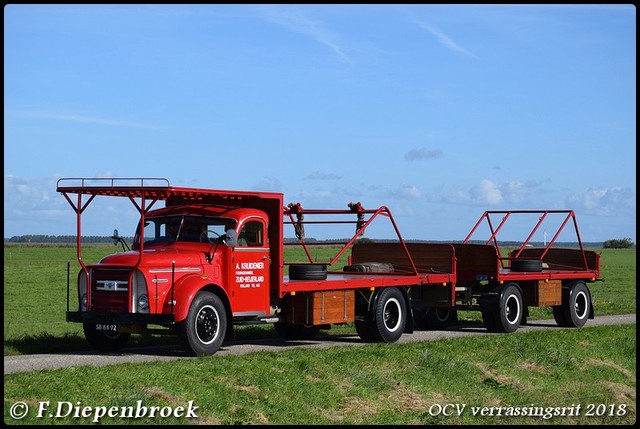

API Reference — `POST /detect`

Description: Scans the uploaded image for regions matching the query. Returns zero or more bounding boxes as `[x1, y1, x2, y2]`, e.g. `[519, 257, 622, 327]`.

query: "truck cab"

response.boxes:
[59, 178, 284, 356]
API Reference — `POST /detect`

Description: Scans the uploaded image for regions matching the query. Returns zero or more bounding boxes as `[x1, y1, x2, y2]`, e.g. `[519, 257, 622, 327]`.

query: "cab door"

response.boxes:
[231, 218, 270, 315]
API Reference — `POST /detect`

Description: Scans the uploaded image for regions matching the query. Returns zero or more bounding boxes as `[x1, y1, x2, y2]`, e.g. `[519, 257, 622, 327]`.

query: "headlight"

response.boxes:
[78, 270, 88, 311]
[138, 294, 149, 312]
[133, 270, 149, 313]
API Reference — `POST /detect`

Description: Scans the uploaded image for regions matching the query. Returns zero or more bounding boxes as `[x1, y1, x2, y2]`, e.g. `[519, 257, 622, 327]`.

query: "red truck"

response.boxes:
[57, 178, 602, 356]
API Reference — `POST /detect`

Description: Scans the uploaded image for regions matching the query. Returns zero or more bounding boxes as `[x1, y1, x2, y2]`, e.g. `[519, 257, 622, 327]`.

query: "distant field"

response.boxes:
[3, 244, 636, 355]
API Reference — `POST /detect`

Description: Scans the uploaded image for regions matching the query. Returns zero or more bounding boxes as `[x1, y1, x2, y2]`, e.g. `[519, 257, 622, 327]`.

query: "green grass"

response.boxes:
[3, 325, 636, 424]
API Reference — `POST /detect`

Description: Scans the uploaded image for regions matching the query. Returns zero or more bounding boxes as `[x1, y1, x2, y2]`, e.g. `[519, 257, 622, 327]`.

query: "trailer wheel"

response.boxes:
[288, 264, 328, 280]
[178, 291, 227, 356]
[426, 307, 458, 329]
[414, 307, 458, 330]
[510, 259, 543, 272]
[83, 324, 131, 352]
[554, 281, 591, 328]
[273, 323, 321, 340]
[495, 283, 524, 333]
[372, 288, 406, 343]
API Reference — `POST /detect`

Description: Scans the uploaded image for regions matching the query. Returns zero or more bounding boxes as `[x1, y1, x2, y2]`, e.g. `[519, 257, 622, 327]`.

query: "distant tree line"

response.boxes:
[4, 235, 130, 244]
[4, 235, 617, 248]
[602, 238, 635, 249]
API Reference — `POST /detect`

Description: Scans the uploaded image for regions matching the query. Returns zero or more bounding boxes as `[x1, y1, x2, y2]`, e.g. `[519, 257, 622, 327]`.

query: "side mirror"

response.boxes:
[111, 229, 119, 246]
[224, 229, 238, 247]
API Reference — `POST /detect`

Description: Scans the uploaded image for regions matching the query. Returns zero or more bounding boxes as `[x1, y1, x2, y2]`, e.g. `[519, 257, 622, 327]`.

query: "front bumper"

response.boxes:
[66, 311, 175, 325]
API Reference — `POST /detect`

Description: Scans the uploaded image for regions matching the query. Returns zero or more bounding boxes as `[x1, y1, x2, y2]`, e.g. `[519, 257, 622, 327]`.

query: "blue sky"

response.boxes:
[4, 4, 636, 243]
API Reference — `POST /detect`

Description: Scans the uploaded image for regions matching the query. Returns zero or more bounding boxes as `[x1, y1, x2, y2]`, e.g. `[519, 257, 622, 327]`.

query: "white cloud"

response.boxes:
[471, 179, 503, 205]
[13, 110, 156, 129]
[251, 176, 283, 192]
[417, 22, 477, 58]
[257, 5, 351, 62]
[566, 187, 636, 216]
[432, 179, 541, 206]
[306, 171, 342, 180]
[378, 184, 422, 200]
[404, 148, 443, 161]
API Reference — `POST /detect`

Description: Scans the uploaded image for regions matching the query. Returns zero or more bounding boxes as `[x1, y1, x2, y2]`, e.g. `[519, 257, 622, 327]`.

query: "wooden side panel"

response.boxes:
[537, 280, 562, 306]
[511, 248, 599, 271]
[287, 290, 355, 325]
[351, 242, 455, 274]
[452, 244, 499, 281]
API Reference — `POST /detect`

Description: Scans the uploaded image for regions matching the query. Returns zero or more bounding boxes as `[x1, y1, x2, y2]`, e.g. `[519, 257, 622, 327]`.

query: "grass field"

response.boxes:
[3, 325, 636, 424]
[3, 245, 636, 424]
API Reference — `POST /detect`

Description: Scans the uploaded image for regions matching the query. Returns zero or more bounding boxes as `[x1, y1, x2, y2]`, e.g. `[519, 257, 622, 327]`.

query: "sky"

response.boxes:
[4, 4, 636, 243]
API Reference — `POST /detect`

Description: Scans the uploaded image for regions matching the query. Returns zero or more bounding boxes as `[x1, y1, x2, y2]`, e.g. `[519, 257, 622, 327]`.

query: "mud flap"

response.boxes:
[479, 291, 500, 312]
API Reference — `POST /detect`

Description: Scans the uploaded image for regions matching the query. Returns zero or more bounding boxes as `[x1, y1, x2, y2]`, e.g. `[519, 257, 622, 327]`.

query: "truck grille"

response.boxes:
[91, 269, 130, 313]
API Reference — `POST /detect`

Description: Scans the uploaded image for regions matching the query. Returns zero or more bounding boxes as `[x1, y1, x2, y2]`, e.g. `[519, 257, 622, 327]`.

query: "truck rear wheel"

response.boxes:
[354, 320, 377, 342]
[553, 281, 591, 328]
[178, 291, 227, 356]
[83, 324, 131, 352]
[371, 287, 406, 343]
[273, 323, 321, 340]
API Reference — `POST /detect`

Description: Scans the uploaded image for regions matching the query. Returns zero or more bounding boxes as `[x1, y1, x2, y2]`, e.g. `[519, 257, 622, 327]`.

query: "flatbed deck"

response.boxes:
[283, 271, 455, 293]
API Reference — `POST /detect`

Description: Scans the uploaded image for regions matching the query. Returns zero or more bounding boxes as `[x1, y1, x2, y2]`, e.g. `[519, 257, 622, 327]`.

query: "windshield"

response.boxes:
[132, 215, 235, 249]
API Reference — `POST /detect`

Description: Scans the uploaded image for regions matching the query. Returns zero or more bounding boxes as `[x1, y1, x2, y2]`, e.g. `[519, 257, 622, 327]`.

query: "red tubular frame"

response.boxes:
[463, 209, 591, 270]
[283, 202, 419, 276]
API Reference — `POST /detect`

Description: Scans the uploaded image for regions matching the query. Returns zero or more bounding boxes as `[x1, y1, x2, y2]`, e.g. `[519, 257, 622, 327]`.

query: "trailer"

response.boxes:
[57, 178, 602, 356]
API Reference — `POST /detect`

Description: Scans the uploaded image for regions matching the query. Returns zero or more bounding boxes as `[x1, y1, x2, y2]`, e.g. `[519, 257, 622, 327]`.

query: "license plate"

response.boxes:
[95, 323, 118, 332]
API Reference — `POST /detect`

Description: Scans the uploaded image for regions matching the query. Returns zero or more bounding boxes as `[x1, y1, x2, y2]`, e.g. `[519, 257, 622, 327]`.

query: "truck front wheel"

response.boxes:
[372, 287, 406, 343]
[178, 291, 227, 356]
[83, 324, 131, 352]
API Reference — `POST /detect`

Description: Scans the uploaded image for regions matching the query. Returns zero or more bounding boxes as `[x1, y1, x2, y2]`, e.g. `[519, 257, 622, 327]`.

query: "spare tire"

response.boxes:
[289, 264, 328, 280]
[510, 259, 543, 272]
[344, 262, 394, 273]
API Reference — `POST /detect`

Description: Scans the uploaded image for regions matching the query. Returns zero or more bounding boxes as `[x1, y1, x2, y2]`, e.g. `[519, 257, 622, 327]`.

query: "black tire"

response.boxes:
[344, 262, 394, 273]
[510, 259, 543, 272]
[289, 264, 328, 280]
[424, 307, 458, 329]
[178, 291, 227, 356]
[355, 319, 380, 342]
[552, 305, 568, 326]
[411, 305, 428, 330]
[560, 281, 591, 328]
[83, 323, 131, 352]
[482, 311, 500, 333]
[273, 323, 321, 340]
[371, 288, 407, 343]
[495, 283, 524, 333]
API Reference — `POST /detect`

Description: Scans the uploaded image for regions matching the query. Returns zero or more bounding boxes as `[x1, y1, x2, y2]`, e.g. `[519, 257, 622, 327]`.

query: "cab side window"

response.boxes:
[238, 221, 263, 247]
